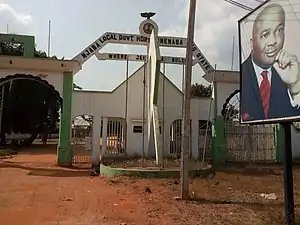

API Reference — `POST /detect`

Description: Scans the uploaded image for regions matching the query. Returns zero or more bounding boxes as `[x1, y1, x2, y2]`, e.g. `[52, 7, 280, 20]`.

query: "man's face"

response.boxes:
[251, 5, 285, 67]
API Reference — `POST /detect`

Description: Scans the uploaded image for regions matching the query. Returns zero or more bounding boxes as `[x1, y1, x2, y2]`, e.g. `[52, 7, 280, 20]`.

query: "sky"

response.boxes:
[0, 0, 260, 91]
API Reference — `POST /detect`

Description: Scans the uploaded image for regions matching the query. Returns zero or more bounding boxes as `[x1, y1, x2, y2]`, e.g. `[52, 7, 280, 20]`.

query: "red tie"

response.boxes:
[260, 71, 270, 117]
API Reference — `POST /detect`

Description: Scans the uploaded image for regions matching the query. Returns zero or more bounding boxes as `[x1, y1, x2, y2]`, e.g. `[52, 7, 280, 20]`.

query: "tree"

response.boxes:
[190, 83, 212, 97]
[0, 41, 57, 59]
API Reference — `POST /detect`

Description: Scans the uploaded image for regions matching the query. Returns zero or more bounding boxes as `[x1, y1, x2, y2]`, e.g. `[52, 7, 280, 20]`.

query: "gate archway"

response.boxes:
[222, 90, 276, 162]
[0, 74, 62, 147]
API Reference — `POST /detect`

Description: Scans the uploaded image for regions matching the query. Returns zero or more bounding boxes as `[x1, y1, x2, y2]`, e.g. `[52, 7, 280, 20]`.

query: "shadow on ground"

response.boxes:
[190, 196, 300, 209]
[15, 144, 58, 155]
[0, 161, 93, 178]
[218, 169, 281, 177]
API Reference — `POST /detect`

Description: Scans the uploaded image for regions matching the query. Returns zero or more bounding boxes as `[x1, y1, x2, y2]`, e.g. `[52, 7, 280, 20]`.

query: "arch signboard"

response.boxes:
[72, 32, 213, 73]
[95, 52, 186, 65]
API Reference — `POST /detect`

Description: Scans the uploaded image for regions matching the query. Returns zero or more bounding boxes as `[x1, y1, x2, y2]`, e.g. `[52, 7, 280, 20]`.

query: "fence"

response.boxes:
[101, 117, 126, 156]
[212, 116, 282, 166]
[225, 121, 276, 162]
[169, 119, 192, 157]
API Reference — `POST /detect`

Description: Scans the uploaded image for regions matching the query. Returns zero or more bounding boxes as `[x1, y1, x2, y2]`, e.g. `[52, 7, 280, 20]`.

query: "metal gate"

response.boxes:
[169, 119, 191, 157]
[225, 121, 276, 162]
[221, 90, 276, 163]
[198, 120, 212, 160]
[71, 115, 93, 166]
[102, 117, 126, 156]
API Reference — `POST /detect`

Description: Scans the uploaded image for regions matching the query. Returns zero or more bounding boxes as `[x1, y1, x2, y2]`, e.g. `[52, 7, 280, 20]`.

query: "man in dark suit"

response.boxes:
[241, 3, 300, 122]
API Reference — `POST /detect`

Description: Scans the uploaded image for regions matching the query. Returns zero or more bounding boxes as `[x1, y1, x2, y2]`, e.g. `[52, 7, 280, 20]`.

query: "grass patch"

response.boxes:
[0, 149, 18, 159]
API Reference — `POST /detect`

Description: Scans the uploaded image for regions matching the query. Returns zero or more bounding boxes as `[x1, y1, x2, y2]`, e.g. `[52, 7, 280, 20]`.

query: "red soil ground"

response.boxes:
[0, 145, 299, 225]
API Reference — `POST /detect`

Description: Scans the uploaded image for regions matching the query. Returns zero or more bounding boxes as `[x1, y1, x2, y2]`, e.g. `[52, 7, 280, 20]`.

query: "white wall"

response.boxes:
[0, 70, 64, 96]
[291, 127, 300, 158]
[190, 97, 214, 159]
[215, 82, 239, 116]
[72, 65, 212, 161]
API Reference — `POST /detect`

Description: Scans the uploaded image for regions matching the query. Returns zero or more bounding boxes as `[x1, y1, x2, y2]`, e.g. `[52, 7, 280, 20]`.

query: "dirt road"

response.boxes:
[0, 146, 299, 224]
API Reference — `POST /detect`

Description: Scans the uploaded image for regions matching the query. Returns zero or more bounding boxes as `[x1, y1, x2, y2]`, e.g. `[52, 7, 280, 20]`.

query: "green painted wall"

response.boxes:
[0, 33, 35, 58]
[57, 72, 73, 166]
[212, 116, 227, 167]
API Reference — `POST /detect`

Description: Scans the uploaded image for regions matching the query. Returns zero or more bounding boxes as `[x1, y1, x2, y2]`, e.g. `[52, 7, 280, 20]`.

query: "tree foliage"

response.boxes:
[0, 41, 58, 59]
[190, 83, 212, 98]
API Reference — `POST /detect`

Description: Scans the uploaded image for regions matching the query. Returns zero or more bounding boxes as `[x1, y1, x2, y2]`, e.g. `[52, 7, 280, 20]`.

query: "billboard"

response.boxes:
[239, 0, 300, 124]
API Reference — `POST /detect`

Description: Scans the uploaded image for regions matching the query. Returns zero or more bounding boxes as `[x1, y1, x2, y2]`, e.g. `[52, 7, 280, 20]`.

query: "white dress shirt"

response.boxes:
[252, 59, 300, 108]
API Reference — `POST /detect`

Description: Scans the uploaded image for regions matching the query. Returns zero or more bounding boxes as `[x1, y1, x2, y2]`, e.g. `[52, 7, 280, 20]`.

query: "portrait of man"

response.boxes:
[240, 2, 300, 123]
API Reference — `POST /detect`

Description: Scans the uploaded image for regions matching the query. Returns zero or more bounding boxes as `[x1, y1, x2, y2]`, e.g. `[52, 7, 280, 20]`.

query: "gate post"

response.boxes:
[101, 117, 108, 158]
[91, 116, 101, 166]
[212, 116, 228, 167]
[275, 124, 283, 163]
[57, 71, 73, 166]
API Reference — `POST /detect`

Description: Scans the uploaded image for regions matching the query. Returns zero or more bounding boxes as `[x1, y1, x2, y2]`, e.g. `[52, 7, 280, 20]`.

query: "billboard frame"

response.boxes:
[237, 0, 300, 125]
[238, 2, 296, 223]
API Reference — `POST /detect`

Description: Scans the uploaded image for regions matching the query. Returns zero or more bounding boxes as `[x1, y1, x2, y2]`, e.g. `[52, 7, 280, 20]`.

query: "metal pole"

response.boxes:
[202, 64, 217, 166]
[125, 58, 129, 154]
[181, 63, 187, 156]
[145, 44, 150, 158]
[47, 20, 51, 57]
[142, 60, 146, 167]
[0, 86, 4, 136]
[281, 122, 295, 224]
[182, 63, 185, 118]
[231, 36, 235, 71]
[181, 0, 197, 200]
[162, 62, 166, 168]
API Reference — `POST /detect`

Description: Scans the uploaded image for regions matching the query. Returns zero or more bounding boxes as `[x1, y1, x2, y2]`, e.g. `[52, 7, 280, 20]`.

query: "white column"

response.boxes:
[164, 119, 171, 157]
[91, 115, 101, 166]
[191, 119, 199, 159]
[101, 116, 108, 157]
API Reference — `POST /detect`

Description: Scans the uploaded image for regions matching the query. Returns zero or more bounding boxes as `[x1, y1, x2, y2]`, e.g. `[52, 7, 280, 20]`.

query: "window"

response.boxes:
[133, 125, 143, 133]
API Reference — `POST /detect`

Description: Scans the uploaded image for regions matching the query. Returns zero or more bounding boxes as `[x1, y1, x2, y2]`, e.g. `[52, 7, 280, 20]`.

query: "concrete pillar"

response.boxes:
[91, 115, 101, 166]
[101, 116, 108, 157]
[57, 71, 73, 166]
[191, 119, 199, 159]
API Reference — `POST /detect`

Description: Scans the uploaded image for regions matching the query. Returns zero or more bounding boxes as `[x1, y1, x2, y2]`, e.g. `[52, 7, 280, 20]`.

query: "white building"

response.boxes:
[71, 65, 213, 164]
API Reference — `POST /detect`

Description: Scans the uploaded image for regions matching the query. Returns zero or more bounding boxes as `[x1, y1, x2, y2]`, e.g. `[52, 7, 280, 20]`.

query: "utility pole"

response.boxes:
[231, 36, 235, 71]
[181, 0, 197, 200]
[47, 20, 51, 57]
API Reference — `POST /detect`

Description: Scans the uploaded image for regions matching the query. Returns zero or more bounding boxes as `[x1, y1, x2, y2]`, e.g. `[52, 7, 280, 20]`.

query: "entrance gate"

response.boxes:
[101, 117, 126, 156]
[198, 120, 212, 160]
[222, 90, 276, 162]
[71, 115, 93, 166]
[69, 16, 214, 165]
[169, 119, 192, 157]
[225, 122, 276, 162]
